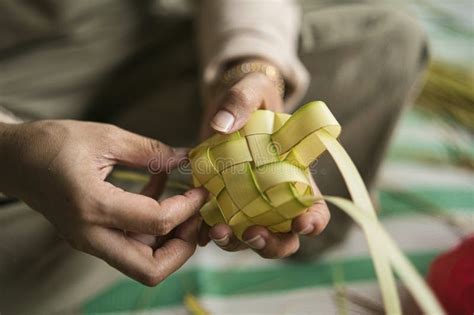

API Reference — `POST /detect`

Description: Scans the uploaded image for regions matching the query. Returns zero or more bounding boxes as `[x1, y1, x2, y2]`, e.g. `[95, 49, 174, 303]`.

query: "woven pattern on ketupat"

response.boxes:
[189, 101, 341, 240]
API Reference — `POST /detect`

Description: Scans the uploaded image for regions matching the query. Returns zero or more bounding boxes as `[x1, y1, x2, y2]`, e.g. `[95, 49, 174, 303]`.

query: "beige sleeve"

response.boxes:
[198, 0, 309, 109]
[0, 106, 22, 123]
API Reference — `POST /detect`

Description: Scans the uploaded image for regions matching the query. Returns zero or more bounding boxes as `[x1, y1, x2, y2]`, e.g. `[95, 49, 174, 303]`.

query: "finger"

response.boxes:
[242, 226, 300, 259]
[141, 172, 168, 200]
[210, 72, 277, 134]
[198, 222, 211, 247]
[154, 188, 209, 233]
[94, 182, 207, 235]
[291, 175, 330, 236]
[128, 233, 160, 248]
[208, 223, 247, 251]
[109, 127, 188, 172]
[292, 200, 330, 237]
[129, 172, 170, 247]
[80, 226, 196, 286]
[174, 215, 201, 243]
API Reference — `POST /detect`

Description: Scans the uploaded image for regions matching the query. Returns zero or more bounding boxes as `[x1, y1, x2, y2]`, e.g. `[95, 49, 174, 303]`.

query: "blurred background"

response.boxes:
[81, 1, 473, 314]
[0, 0, 471, 314]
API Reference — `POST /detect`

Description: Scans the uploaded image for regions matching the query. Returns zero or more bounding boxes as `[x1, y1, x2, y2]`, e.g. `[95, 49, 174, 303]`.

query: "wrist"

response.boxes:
[0, 122, 16, 157]
[0, 122, 19, 195]
[219, 58, 285, 98]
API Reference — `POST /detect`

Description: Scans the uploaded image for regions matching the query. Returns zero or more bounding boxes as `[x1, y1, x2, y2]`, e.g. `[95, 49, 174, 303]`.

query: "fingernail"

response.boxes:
[212, 235, 230, 247]
[298, 225, 313, 235]
[244, 235, 266, 250]
[211, 110, 235, 133]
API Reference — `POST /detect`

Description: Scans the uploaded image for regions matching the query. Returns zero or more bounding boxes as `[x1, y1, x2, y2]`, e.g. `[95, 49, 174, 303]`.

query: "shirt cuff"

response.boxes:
[202, 34, 309, 110]
[0, 106, 23, 123]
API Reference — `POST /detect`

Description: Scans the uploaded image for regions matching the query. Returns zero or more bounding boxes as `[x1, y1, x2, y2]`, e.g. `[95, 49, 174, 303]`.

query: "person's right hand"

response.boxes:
[197, 62, 330, 259]
[0, 120, 207, 286]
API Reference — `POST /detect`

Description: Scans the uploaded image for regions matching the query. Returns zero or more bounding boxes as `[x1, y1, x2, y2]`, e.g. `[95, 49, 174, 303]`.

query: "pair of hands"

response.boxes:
[0, 64, 329, 286]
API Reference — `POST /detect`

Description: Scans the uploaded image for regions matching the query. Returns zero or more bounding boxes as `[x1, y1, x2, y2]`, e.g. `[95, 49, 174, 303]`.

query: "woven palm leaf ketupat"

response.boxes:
[190, 101, 339, 239]
[189, 101, 444, 314]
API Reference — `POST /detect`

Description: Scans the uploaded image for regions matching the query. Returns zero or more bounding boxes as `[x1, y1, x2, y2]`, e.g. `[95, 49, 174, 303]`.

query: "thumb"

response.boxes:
[210, 73, 270, 134]
[111, 128, 188, 172]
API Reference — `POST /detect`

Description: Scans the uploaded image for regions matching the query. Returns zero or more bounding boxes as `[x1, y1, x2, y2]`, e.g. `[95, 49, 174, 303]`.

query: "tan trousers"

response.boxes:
[0, 1, 428, 314]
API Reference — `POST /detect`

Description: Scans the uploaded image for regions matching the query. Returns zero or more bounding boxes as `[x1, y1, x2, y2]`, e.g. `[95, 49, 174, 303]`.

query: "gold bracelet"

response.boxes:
[221, 61, 285, 98]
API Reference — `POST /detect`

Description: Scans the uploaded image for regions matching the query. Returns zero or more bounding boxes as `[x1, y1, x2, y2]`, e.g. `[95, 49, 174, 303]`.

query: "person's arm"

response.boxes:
[198, 0, 309, 110]
[196, 0, 330, 258]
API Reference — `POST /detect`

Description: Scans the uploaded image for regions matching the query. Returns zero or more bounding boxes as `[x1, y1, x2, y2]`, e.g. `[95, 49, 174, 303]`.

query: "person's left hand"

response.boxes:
[198, 60, 330, 258]
[0, 120, 207, 286]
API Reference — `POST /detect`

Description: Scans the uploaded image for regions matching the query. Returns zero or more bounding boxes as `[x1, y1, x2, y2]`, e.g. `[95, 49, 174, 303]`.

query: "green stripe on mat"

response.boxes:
[386, 109, 474, 162]
[379, 188, 474, 217]
[82, 251, 439, 313]
[387, 147, 474, 164]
